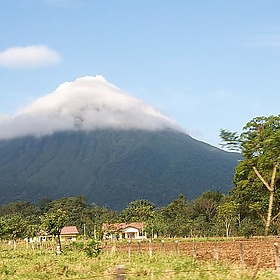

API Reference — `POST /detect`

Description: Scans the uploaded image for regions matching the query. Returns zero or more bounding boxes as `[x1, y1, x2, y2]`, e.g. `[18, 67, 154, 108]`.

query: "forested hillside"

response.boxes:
[0, 129, 240, 209]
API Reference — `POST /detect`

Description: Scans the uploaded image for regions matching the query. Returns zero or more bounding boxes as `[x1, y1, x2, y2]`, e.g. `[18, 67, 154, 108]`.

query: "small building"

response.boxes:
[103, 222, 147, 240]
[30, 226, 79, 243]
[60, 226, 79, 242]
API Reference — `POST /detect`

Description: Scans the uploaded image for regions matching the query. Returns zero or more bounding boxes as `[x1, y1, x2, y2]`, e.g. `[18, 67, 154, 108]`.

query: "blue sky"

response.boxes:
[1, 0, 280, 147]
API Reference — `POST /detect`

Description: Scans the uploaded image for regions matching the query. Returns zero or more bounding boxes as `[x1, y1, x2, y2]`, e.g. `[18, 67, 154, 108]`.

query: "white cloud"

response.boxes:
[0, 76, 184, 139]
[0, 45, 61, 68]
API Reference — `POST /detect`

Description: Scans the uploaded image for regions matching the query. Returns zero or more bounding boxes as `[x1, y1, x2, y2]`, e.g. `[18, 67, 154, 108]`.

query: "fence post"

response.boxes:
[175, 240, 179, 255]
[115, 265, 126, 280]
[239, 242, 245, 270]
[128, 240, 131, 259]
[274, 242, 280, 274]
[213, 242, 219, 262]
[149, 239, 152, 258]
[161, 240, 165, 252]
[111, 240, 116, 254]
[192, 240, 196, 258]
[138, 240, 141, 253]
[104, 241, 108, 255]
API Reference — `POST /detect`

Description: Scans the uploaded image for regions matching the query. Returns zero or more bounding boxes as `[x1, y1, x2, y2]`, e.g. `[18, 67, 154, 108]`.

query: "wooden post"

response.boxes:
[105, 241, 108, 255]
[175, 240, 179, 255]
[111, 240, 116, 254]
[192, 240, 196, 258]
[250, 256, 260, 280]
[239, 243, 245, 270]
[161, 240, 165, 252]
[148, 239, 152, 258]
[138, 240, 141, 253]
[115, 265, 126, 280]
[213, 242, 219, 262]
[128, 240, 131, 259]
[274, 242, 280, 274]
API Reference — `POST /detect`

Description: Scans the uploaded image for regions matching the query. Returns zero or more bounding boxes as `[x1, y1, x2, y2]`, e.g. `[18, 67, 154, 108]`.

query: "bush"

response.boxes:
[83, 239, 102, 258]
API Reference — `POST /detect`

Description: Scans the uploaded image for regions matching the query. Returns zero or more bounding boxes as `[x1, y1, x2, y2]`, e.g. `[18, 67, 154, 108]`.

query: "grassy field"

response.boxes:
[0, 240, 279, 280]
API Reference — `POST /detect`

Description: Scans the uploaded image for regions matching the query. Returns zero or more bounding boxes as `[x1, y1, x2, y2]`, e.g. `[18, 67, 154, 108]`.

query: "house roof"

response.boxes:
[60, 226, 79, 235]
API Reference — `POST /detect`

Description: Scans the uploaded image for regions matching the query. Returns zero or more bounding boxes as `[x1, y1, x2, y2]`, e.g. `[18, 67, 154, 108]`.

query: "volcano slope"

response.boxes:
[0, 128, 240, 209]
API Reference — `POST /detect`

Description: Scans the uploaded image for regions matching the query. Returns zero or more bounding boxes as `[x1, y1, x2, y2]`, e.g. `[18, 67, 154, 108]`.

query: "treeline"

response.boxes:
[0, 191, 267, 241]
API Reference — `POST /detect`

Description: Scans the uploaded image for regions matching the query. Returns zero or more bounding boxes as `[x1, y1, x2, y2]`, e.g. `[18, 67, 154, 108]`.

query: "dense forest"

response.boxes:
[0, 129, 239, 209]
[0, 191, 270, 241]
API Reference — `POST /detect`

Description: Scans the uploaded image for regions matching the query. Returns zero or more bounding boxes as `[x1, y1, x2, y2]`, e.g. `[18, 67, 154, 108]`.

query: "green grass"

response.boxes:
[0, 242, 278, 280]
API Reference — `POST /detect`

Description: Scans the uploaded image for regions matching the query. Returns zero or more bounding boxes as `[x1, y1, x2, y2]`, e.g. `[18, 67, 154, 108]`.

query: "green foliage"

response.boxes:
[38, 198, 52, 213]
[66, 239, 102, 258]
[161, 194, 191, 237]
[41, 209, 67, 236]
[189, 191, 222, 222]
[219, 129, 241, 151]
[83, 239, 102, 257]
[0, 214, 28, 240]
[239, 217, 263, 238]
[0, 201, 40, 217]
[222, 115, 280, 235]
[47, 196, 89, 233]
[145, 211, 168, 237]
[120, 199, 155, 223]
[0, 129, 240, 210]
[217, 200, 239, 237]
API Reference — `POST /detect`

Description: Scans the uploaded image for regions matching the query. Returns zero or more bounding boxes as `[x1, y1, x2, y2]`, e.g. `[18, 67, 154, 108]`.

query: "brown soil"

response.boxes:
[103, 237, 280, 269]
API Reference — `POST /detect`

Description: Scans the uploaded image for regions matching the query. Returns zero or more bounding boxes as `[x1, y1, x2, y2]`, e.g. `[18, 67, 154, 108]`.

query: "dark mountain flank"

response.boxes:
[0, 129, 240, 210]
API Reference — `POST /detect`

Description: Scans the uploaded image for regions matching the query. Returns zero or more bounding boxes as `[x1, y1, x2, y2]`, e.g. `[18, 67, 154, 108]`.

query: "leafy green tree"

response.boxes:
[144, 211, 168, 238]
[0, 201, 42, 243]
[186, 191, 222, 236]
[120, 199, 155, 223]
[47, 196, 89, 233]
[0, 214, 27, 241]
[0, 201, 40, 217]
[217, 200, 239, 237]
[89, 203, 118, 238]
[190, 191, 222, 222]
[41, 209, 67, 253]
[38, 198, 52, 213]
[161, 194, 190, 237]
[220, 115, 280, 235]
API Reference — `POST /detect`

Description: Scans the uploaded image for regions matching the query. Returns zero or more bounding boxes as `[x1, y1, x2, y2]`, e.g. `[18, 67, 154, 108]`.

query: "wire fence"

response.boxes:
[2, 237, 280, 279]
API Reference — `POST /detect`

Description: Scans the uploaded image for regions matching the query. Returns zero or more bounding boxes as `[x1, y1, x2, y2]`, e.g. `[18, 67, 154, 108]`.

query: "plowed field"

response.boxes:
[104, 237, 280, 269]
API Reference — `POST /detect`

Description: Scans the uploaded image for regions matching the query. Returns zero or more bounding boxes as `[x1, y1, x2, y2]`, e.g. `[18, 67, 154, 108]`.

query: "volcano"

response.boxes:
[0, 76, 239, 209]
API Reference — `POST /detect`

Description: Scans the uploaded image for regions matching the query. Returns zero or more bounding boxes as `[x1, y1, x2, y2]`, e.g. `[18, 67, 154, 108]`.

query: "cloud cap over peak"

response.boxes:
[0, 45, 61, 68]
[0, 75, 183, 139]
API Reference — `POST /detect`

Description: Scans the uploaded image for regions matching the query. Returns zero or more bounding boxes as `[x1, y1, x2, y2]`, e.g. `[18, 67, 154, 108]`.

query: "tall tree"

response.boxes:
[0, 201, 40, 217]
[220, 115, 280, 235]
[217, 200, 239, 237]
[47, 196, 89, 232]
[120, 199, 155, 223]
[190, 190, 222, 222]
[0, 214, 28, 241]
[41, 209, 67, 253]
[161, 194, 190, 237]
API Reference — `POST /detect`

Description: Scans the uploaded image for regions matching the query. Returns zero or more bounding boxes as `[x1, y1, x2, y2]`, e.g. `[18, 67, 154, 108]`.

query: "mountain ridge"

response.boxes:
[0, 128, 240, 209]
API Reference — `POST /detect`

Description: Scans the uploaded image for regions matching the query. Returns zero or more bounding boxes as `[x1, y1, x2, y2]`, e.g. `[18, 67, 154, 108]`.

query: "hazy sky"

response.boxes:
[1, 1, 280, 147]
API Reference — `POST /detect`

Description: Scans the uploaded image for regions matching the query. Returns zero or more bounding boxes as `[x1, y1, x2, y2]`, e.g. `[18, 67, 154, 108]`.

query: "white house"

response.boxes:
[103, 222, 147, 240]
